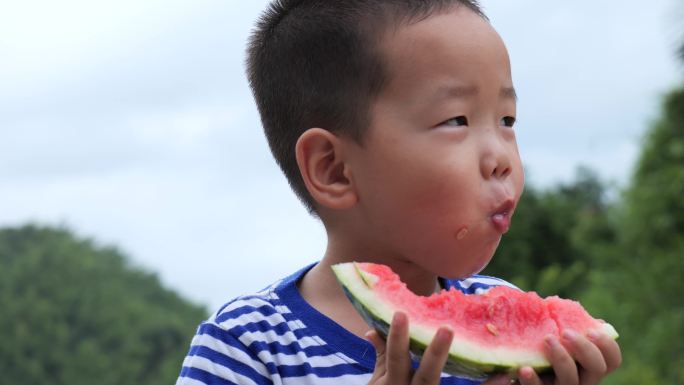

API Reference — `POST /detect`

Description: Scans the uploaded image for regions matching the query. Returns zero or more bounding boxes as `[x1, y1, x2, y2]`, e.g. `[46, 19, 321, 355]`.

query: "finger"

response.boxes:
[517, 367, 544, 385]
[587, 330, 622, 373]
[386, 311, 412, 383]
[365, 330, 387, 379]
[544, 334, 578, 385]
[411, 326, 453, 385]
[561, 330, 606, 384]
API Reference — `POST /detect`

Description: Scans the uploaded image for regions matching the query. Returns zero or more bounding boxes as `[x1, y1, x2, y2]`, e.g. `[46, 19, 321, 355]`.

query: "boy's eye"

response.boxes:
[443, 116, 469, 127]
[500, 116, 516, 127]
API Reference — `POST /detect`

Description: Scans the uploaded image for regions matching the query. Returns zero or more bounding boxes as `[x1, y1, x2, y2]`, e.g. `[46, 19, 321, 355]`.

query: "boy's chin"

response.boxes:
[466, 259, 492, 277]
[439, 253, 495, 279]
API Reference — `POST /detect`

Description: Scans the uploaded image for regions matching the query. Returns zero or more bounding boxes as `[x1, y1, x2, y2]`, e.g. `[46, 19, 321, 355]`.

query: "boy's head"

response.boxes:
[248, 0, 524, 278]
[246, 0, 487, 214]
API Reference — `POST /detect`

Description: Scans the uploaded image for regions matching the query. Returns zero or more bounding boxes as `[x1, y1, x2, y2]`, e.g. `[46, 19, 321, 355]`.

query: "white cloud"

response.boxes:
[127, 103, 246, 151]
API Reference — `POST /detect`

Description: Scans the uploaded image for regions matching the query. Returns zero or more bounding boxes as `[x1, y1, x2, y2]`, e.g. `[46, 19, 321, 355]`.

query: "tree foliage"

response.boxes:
[0, 225, 207, 385]
[582, 86, 684, 385]
[485, 84, 684, 384]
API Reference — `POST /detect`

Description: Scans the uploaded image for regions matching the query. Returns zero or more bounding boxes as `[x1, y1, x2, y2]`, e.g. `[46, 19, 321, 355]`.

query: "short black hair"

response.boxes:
[246, 0, 486, 214]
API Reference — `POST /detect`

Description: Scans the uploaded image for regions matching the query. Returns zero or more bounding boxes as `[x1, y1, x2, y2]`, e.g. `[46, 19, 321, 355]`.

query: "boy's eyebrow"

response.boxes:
[501, 86, 518, 102]
[432, 85, 518, 102]
[435, 84, 478, 100]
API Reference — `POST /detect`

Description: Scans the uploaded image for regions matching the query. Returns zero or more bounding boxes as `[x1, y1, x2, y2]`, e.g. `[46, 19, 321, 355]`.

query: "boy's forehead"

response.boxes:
[376, 8, 512, 99]
[381, 7, 505, 63]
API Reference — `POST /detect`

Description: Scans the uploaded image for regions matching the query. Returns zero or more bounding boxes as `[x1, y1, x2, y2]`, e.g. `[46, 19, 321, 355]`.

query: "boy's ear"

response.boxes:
[295, 128, 357, 210]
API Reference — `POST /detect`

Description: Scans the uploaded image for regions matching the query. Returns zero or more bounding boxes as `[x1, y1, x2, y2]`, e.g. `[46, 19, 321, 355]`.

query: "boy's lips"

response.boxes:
[490, 200, 514, 233]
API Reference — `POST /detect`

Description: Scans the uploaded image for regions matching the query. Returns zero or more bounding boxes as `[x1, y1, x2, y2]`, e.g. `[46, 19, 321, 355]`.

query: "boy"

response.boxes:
[177, 1, 622, 384]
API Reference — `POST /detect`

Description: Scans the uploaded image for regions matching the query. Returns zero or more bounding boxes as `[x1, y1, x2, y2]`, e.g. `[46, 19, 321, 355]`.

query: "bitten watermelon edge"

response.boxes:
[331, 262, 618, 380]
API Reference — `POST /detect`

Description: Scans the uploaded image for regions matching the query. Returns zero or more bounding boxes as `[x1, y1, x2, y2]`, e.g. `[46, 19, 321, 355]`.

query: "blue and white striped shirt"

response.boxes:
[176, 263, 517, 385]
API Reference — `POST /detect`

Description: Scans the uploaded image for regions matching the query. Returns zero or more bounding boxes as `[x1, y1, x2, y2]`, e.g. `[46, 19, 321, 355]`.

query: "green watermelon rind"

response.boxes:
[332, 262, 617, 380]
[332, 262, 531, 379]
[339, 284, 513, 380]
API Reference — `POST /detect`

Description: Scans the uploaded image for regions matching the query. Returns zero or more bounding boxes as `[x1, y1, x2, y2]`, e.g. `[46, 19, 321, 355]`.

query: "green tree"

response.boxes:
[487, 12, 684, 383]
[0, 225, 207, 385]
[581, 86, 684, 384]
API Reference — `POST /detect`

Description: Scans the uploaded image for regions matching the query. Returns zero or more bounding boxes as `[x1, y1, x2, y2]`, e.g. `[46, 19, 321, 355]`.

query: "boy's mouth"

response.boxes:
[490, 200, 514, 233]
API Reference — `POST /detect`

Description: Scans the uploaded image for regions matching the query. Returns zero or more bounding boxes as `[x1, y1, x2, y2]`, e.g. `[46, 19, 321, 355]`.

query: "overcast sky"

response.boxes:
[1, 0, 682, 310]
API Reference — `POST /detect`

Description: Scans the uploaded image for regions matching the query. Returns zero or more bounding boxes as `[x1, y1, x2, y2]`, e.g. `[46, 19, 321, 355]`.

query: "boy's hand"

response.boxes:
[515, 330, 622, 385]
[365, 311, 512, 385]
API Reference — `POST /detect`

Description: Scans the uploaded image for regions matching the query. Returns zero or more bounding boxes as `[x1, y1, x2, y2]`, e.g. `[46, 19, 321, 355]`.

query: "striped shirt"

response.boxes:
[177, 263, 518, 385]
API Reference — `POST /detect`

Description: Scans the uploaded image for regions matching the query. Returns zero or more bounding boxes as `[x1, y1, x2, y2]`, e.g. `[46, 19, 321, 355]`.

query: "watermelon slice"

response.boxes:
[331, 262, 618, 380]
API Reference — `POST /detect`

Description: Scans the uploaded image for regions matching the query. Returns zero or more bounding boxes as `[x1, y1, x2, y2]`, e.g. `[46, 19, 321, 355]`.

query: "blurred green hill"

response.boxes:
[0, 225, 207, 385]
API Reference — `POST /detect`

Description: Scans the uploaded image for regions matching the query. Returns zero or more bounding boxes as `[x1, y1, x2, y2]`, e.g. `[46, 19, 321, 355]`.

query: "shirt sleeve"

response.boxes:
[176, 321, 274, 385]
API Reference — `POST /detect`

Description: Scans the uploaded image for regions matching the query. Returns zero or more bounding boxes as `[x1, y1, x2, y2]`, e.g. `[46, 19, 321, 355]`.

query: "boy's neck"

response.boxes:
[297, 238, 442, 338]
[321, 235, 442, 296]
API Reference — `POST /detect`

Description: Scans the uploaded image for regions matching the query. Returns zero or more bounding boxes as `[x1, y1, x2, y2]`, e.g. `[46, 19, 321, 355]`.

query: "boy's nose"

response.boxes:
[480, 145, 512, 180]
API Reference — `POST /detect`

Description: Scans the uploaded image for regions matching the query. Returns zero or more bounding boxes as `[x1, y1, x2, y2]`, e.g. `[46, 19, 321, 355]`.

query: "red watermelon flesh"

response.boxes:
[332, 262, 618, 379]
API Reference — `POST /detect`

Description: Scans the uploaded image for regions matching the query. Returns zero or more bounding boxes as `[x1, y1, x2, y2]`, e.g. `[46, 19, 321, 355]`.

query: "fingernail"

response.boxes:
[544, 334, 556, 348]
[587, 330, 601, 341]
[563, 329, 578, 342]
[520, 366, 533, 380]
[437, 327, 454, 342]
[392, 312, 404, 324]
